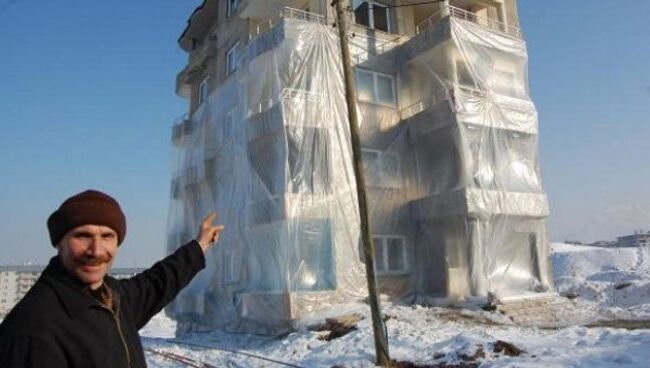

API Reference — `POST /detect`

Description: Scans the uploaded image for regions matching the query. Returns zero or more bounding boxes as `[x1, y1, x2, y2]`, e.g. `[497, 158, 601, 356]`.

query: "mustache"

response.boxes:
[73, 254, 112, 266]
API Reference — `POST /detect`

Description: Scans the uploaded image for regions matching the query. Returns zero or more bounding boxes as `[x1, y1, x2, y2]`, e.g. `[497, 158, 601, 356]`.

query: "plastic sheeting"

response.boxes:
[166, 4, 552, 335]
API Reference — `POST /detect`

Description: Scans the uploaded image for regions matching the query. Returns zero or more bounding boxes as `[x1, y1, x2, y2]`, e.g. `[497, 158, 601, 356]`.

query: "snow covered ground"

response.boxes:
[141, 243, 650, 367]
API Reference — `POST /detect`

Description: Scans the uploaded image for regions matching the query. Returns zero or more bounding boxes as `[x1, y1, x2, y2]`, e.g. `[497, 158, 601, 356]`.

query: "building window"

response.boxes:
[455, 60, 475, 89]
[223, 248, 241, 284]
[294, 220, 336, 291]
[223, 108, 236, 138]
[226, 42, 240, 76]
[287, 127, 331, 194]
[227, 0, 239, 18]
[353, 1, 391, 32]
[372, 235, 408, 275]
[355, 68, 396, 105]
[362, 149, 401, 188]
[198, 77, 209, 105]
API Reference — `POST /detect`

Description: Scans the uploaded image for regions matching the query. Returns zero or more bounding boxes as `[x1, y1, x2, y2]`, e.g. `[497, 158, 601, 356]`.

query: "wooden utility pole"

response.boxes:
[331, 1, 391, 366]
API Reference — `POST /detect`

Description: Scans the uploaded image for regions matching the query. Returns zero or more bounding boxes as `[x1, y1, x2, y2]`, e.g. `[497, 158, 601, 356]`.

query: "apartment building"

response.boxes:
[0, 265, 41, 315]
[168, 0, 552, 334]
[0, 266, 143, 315]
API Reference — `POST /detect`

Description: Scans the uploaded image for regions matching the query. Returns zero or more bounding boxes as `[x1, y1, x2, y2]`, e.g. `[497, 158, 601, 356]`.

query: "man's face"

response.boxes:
[57, 224, 119, 290]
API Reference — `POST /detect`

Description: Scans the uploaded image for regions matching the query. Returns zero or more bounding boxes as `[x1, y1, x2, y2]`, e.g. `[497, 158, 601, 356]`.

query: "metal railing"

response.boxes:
[399, 89, 453, 121]
[249, 7, 326, 40]
[399, 84, 534, 123]
[171, 114, 192, 144]
[416, 5, 522, 39]
[248, 88, 325, 117]
[351, 34, 404, 64]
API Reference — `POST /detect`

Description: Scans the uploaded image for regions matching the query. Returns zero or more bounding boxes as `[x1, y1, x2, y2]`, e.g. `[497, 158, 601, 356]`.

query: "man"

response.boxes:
[0, 190, 223, 367]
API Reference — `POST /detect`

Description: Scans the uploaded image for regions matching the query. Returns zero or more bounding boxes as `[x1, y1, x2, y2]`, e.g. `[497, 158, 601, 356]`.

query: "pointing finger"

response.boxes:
[203, 212, 217, 226]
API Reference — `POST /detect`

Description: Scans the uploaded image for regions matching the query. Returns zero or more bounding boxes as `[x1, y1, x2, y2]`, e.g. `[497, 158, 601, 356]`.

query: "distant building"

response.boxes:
[0, 265, 42, 315]
[615, 231, 650, 248]
[590, 240, 615, 248]
[588, 230, 650, 248]
[0, 265, 144, 315]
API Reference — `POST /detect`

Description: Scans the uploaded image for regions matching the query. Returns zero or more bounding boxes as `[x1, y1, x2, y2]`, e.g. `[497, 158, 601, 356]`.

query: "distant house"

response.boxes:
[0, 265, 144, 315]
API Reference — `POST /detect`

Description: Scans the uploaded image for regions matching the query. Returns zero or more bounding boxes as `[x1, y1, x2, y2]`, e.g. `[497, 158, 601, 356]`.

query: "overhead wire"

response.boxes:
[142, 337, 307, 368]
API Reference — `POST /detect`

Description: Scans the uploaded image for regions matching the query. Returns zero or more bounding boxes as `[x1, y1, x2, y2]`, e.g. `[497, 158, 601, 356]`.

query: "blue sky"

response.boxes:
[0, 1, 648, 266]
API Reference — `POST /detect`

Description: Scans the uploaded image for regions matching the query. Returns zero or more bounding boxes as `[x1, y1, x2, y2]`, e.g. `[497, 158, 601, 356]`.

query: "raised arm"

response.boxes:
[117, 212, 224, 329]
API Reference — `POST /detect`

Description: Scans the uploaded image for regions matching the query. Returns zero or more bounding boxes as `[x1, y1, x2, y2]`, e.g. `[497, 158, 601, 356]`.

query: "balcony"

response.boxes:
[171, 114, 194, 146]
[240, 0, 322, 21]
[401, 86, 538, 136]
[176, 39, 216, 99]
[188, 39, 217, 72]
[247, 7, 326, 61]
[410, 188, 549, 221]
[175, 66, 191, 99]
[416, 5, 522, 39]
[246, 88, 326, 141]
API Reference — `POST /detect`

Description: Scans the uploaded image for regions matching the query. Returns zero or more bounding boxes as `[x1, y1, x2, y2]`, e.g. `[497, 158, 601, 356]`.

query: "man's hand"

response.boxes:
[196, 212, 224, 253]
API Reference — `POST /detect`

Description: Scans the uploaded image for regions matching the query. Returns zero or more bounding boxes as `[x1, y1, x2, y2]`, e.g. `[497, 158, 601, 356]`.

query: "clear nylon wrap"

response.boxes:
[167, 7, 552, 335]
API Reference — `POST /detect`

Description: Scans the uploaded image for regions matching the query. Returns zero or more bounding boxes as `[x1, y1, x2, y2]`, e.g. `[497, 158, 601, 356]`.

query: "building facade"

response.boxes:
[168, 0, 552, 334]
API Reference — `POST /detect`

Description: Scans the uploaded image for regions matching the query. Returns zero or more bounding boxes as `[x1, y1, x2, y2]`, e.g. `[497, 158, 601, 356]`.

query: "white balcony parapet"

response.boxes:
[416, 5, 523, 39]
[249, 7, 326, 41]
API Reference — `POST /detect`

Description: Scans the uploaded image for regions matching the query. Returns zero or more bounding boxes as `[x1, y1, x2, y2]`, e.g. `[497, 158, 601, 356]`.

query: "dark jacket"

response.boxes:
[0, 240, 205, 368]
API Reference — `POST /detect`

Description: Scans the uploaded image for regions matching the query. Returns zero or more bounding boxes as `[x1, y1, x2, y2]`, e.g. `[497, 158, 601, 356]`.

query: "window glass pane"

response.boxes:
[355, 69, 375, 101]
[354, 2, 370, 28]
[199, 79, 209, 104]
[287, 127, 330, 194]
[376, 74, 395, 104]
[248, 133, 285, 196]
[362, 150, 381, 183]
[294, 220, 335, 291]
[372, 237, 386, 272]
[372, 4, 390, 32]
[379, 152, 400, 187]
[387, 237, 405, 271]
[224, 110, 235, 138]
[228, 0, 239, 16]
[227, 44, 239, 75]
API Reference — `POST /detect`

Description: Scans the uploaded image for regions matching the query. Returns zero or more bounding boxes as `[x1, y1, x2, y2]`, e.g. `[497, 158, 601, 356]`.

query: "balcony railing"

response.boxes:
[351, 34, 404, 64]
[171, 114, 192, 146]
[188, 40, 217, 70]
[399, 88, 454, 121]
[247, 88, 325, 117]
[416, 5, 522, 39]
[249, 7, 326, 41]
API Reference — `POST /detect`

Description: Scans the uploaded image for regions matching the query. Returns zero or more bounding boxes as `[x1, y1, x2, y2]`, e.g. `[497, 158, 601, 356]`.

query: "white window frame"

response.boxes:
[223, 108, 236, 138]
[355, 68, 397, 106]
[372, 234, 408, 275]
[354, 1, 391, 32]
[198, 77, 209, 105]
[223, 248, 241, 284]
[361, 148, 401, 188]
[226, 42, 240, 76]
[227, 0, 239, 18]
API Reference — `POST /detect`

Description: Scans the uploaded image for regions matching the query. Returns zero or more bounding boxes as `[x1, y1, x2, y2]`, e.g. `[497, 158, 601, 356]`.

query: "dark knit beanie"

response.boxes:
[47, 190, 127, 246]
